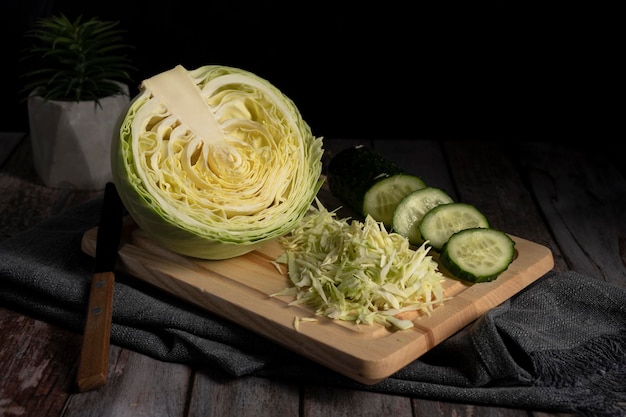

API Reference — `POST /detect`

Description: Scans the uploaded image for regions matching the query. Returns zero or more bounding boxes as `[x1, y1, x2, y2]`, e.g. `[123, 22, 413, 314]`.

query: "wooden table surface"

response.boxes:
[1, 132, 624, 417]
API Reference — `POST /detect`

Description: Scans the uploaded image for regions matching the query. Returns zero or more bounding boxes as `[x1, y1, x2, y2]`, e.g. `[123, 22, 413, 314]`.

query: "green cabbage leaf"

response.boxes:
[112, 65, 324, 259]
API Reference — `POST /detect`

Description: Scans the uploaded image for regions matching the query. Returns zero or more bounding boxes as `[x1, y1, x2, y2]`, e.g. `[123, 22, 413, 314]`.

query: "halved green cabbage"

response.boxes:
[111, 65, 324, 259]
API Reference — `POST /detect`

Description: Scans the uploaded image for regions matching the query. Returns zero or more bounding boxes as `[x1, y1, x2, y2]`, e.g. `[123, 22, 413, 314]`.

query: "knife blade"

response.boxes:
[76, 182, 124, 392]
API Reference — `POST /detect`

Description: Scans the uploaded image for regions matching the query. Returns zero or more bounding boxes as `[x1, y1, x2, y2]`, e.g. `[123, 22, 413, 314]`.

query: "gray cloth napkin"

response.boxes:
[1, 195, 625, 417]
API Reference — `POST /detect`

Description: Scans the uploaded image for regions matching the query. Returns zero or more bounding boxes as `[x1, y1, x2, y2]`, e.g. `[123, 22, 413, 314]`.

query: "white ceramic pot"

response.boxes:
[27, 83, 130, 190]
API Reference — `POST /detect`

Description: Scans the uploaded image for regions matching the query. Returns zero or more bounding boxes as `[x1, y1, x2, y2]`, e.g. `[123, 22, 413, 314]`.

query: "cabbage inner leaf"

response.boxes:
[112, 65, 323, 259]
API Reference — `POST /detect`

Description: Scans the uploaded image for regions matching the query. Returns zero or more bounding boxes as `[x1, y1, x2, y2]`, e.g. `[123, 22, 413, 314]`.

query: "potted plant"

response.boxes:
[20, 13, 136, 190]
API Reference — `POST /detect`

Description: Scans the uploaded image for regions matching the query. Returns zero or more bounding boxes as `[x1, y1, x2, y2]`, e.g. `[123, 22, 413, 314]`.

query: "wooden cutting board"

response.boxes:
[81, 220, 553, 385]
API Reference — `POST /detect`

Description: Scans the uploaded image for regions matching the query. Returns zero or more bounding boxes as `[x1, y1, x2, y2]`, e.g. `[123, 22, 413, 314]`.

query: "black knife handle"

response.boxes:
[94, 182, 124, 273]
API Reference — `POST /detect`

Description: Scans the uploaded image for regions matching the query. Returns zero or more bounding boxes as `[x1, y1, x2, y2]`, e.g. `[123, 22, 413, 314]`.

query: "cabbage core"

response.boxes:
[112, 65, 324, 259]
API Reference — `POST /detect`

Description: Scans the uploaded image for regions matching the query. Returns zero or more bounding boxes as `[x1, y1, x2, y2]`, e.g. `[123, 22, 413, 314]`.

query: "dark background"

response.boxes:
[1, 1, 618, 142]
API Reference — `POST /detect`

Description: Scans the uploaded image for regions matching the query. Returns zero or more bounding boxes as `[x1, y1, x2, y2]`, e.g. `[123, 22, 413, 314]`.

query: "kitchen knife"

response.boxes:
[76, 182, 124, 392]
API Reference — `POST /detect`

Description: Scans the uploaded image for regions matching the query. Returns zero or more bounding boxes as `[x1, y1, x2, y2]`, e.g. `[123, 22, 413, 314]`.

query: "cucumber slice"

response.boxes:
[440, 228, 516, 282]
[392, 187, 454, 245]
[327, 145, 426, 227]
[363, 174, 426, 228]
[418, 202, 489, 251]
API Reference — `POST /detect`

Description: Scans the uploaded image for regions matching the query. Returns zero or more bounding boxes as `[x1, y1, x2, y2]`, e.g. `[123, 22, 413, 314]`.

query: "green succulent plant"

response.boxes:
[20, 14, 136, 103]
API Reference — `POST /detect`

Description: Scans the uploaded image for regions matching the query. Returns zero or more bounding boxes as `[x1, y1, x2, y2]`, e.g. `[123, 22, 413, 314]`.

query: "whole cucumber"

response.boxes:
[327, 145, 425, 227]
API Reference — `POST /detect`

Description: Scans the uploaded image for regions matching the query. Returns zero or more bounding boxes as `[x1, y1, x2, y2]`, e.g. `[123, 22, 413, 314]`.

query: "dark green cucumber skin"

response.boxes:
[327, 146, 405, 216]
[440, 229, 515, 283]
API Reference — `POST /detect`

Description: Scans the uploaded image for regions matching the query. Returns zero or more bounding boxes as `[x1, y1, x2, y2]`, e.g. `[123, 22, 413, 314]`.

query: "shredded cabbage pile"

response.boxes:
[273, 199, 446, 330]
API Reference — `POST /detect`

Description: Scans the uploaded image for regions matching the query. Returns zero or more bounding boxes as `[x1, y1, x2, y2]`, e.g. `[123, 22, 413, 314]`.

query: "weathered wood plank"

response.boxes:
[188, 369, 300, 417]
[303, 386, 413, 417]
[517, 142, 626, 287]
[0, 307, 79, 417]
[63, 347, 191, 417]
[412, 399, 539, 416]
